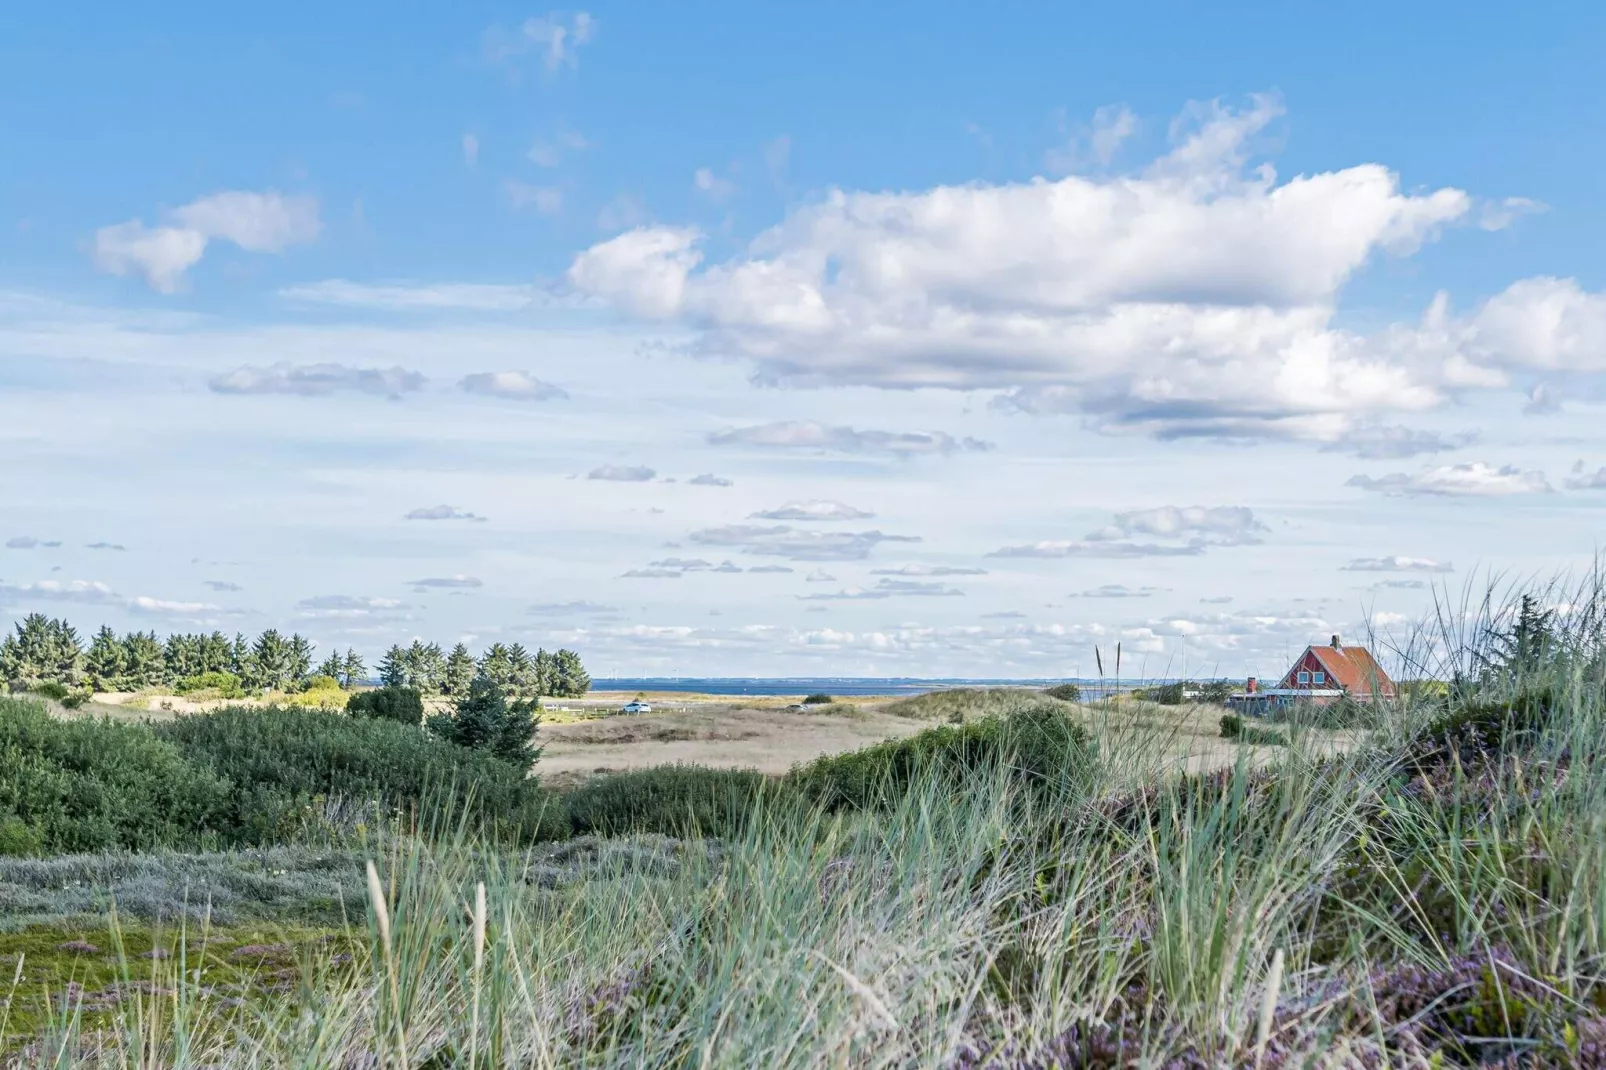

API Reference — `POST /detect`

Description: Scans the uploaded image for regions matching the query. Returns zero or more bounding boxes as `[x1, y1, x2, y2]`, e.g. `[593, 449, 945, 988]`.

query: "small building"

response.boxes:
[1228, 634, 1396, 715]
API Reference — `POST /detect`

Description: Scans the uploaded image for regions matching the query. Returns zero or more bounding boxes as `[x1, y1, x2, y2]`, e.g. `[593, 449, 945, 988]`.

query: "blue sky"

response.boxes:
[3, 2, 1605, 677]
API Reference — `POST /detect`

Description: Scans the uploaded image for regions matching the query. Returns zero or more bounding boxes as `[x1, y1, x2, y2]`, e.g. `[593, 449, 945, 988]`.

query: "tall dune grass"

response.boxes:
[6, 577, 1606, 1066]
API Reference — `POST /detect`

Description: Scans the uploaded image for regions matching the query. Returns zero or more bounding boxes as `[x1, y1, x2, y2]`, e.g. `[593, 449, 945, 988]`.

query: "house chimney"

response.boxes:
[1331, 634, 1342, 650]
[1246, 676, 1258, 694]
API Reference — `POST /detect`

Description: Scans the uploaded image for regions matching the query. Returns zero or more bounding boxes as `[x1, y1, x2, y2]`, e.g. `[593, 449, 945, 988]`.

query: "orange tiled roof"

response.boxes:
[1307, 643, 1395, 696]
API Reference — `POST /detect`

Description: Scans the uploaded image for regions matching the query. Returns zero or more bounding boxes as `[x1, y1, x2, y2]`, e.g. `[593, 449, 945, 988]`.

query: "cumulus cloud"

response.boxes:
[694, 167, 736, 203]
[709, 421, 991, 457]
[688, 473, 733, 487]
[129, 596, 221, 616]
[528, 600, 618, 615]
[1340, 555, 1453, 573]
[459, 370, 568, 401]
[297, 595, 408, 616]
[992, 505, 1264, 558]
[800, 578, 965, 600]
[1370, 579, 1428, 590]
[649, 558, 714, 571]
[746, 564, 795, 574]
[1566, 462, 1606, 490]
[209, 363, 425, 398]
[0, 579, 119, 605]
[204, 580, 244, 592]
[6, 536, 62, 549]
[587, 464, 657, 482]
[1346, 462, 1552, 497]
[1071, 584, 1161, 598]
[85, 541, 126, 551]
[93, 190, 320, 292]
[622, 568, 682, 579]
[749, 500, 875, 521]
[278, 280, 561, 311]
[1321, 424, 1478, 460]
[805, 568, 837, 583]
[405, 505, 488, 522]
[410, 576, 483, 589]
[1525, 382, 1563, 415]
[689, 524, 920, 561]
[869, 564, 987, 576]
[485, 11, 595, 72]
[567, 97, 1497, 441]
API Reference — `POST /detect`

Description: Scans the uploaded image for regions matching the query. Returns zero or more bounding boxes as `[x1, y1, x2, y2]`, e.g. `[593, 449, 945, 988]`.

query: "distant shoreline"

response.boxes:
[590, 677, 1173, 697]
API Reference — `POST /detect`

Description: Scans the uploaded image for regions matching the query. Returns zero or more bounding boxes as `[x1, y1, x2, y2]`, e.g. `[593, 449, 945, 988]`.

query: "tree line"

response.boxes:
[0, 613, 590, 698]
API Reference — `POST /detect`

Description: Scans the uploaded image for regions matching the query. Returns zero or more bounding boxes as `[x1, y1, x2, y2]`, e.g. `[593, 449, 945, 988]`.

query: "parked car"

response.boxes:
[621, 700, 651, 715]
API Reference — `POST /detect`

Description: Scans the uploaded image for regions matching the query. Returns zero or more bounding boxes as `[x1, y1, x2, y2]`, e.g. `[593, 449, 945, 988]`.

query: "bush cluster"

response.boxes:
[0, 697, 563, 856]
[1219, 713, 1287, 746]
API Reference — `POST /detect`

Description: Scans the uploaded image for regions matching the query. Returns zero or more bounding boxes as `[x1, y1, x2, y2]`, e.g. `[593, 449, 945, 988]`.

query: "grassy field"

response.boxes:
[3, 583, 1603, 1066]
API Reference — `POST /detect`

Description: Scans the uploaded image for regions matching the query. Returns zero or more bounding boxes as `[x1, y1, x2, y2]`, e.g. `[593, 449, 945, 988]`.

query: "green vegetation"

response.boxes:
[0, 614, 592, 701]
[5, 577, 1606, 1065]
[1043, 681, 1081, 701]
[1218, 712, 1288, 746]
[801, 692, 833, 705]
[345, 684, 424, 725]
[426, 676, 542, 768]
[882, 685, 1067, 721]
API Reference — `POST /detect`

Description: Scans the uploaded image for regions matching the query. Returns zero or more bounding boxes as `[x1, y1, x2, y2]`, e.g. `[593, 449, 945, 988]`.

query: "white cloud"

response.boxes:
[1566, 463, 1606, 490]
[798, 577, 964, 601]
[688, 473, 733, 487]
[0, 579, 118, 605]
[6, 536, 62, 549]
[279, 280, 547, 311]
[1071, 584, 1160, 598]
[805, 568, 837, 583]
[296, 594, 409, 619]
[1047, 103, 1139, 173]
[749, 500, 875, 521]
[567, 97, 1479, 441]
[694, 167, 736, 203]
[1339, 555, 1453, 573]
[708, 421, 991, 456]
[85, 541, 126, 551]
[689, 524, 920, 561]
[94, 191, 320, 293]
[506, 181, 564, 216]
[1347, 462, 1552, 497]
[587, 464, 656, 482]
[204, 580, 243, 592]
[405, 505, 488, 522]
[459, 370, 568, 400]
[411, 575, 484, 589]
[485, 11, 595, 72]
[209, 362, 425, 398]
[597, 195, 649, 234]
[1525, 382, 1564, 415]
[1478, 196, 1545, 231]
[528, 600, 617, 616]
[1322, 424, 1477, 460]
[869, 564, 987, 576]
[129, 596, 221, 616]
[991, 505, 1263, 559]
[746, 564, 795, 574]
[462, 133, 480, 167]
[622, 567, 682, 579]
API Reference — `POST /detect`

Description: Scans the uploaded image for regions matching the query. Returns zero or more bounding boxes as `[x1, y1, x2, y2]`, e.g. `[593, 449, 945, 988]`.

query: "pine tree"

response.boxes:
[553, 648, 591, 697]
[315, 652, 344, 682]
[477, 643, 515, 694]
[533, 648, 556, 696]
[341, 648, 367, 689]
[252, 630, 294, 691]
[200, 631, 234, 674]
[287, 633, 314, 689]
[426, 674, 540, 768]
[85, 625, 128, 689]
[443, 643, 475, 698]
[0, 614, 84, 686]
[123, 630, 167, 689]
[406, 640, 446, 694]
[508, 643, 535, 697]
[164, 633, 203, 681]
[378, 644, 410, 688]
[231, 632, 256, 688]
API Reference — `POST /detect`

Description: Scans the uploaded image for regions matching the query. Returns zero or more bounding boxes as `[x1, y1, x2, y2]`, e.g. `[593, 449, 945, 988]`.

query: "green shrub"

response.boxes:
[802, 693, 833, 705]
[346, 686, 424, 725]
[426, 676, 540, 768]
[565, 765, 769, 839]
[0, 698, 232, 855]
[1043, 683, 1081, 702]
[60, 690, 89, 710]
[792, 705, 1094, 812]
[155, 705, 564, 845]
[302, 674, 342, 692]
[1219, 713, 1286, 746]
[30, 681, 70, 702]
[174, 671, 243, 698]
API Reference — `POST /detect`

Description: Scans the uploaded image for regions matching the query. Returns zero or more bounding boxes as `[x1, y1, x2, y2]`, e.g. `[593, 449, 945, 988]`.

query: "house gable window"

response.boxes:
[1313, 671, 1326, 685]
[1296, 671, 1311, 685]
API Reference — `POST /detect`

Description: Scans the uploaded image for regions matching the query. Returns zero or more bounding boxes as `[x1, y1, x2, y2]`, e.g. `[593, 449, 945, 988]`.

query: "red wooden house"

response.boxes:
[1230, 635, 1395, 713]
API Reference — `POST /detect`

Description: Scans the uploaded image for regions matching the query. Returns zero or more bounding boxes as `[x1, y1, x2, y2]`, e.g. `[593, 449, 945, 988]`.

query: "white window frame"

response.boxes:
[1313, 671, 1326, 685]
[1296, 670, 1311, 685]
